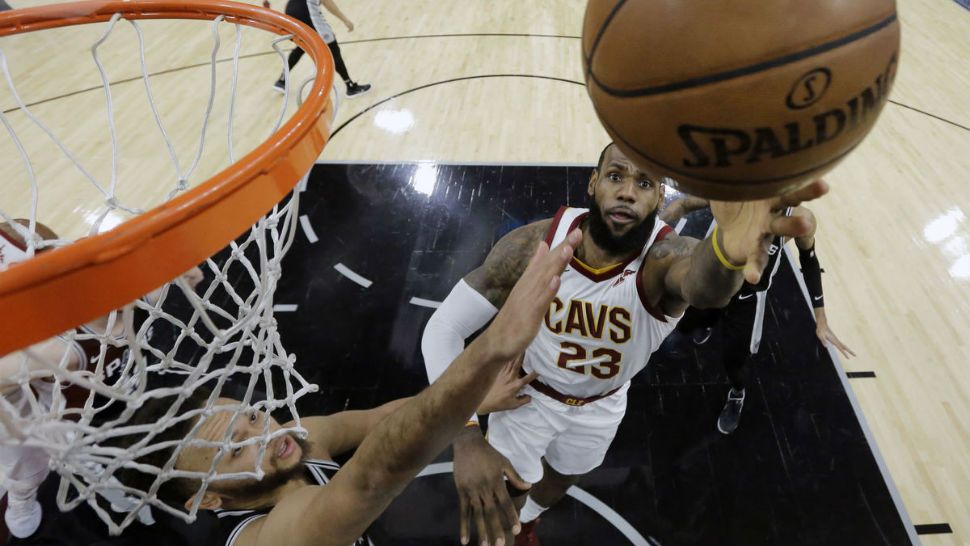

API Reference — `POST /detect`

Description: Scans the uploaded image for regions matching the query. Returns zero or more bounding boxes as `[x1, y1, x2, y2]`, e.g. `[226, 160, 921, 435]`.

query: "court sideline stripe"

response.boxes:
[785, 246, 922, 545]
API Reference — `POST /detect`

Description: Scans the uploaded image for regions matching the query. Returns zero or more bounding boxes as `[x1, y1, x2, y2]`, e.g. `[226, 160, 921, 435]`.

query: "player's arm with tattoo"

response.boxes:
[421, 219, 551, 388]
[650, 232, 743, 313]
[649, 181, 830, 314]
[658, 195, 711, 224]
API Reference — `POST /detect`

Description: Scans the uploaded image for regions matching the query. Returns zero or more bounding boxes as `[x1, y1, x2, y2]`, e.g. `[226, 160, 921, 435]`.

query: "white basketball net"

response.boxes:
[0, 9, 330, 535]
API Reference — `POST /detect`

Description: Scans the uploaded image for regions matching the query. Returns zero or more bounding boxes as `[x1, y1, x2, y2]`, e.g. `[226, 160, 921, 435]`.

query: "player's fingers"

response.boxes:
[744, 247, 770, 285]
[768, 215, 812, 238]
[546, 229, 581, 272]
[833, 338, 856, 358]
[509, 395, 532, 409]
[516, 371, 539, 388]
[471, 496, 489, 546]
[484, 496, 507, 546]
[503, 463, 532, 492]
[501, 359, 515, 376]
[459, 495, 471, 545]
[496, 485, 521, 538]
[776, 180, 829, 208]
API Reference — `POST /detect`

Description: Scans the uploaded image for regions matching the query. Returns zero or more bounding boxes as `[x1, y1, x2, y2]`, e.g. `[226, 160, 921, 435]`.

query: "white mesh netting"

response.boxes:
[0, 6, 331, 535]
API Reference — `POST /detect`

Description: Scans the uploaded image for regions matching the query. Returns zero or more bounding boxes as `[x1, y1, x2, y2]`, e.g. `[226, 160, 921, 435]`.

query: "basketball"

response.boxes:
[582, 1, 901, 200]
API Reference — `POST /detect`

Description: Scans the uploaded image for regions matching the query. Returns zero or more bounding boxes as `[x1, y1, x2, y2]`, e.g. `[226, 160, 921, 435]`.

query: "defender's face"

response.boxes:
[177, 398, 303, 483]
[588, 146, 664, 239]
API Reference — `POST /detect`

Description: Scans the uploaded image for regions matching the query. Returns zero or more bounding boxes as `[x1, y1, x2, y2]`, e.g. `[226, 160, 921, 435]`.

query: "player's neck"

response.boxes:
[222, 476, 310, 510]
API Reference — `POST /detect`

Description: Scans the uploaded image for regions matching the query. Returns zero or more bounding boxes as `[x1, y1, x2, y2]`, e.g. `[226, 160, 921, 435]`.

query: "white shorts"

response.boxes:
[487, 382, 629, 484]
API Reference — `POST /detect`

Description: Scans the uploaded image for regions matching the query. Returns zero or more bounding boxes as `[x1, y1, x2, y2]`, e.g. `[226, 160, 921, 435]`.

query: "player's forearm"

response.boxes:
[320, 0, 351, 26]
[343, 330, 507, 498]
[421, 280, 498, 384]
[682, 231, 744, 309]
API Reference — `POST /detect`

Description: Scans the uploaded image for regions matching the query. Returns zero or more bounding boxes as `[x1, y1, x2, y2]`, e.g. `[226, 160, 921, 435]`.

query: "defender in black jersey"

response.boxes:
[664, 199, 855, 434]
[212, 460, 371, 546]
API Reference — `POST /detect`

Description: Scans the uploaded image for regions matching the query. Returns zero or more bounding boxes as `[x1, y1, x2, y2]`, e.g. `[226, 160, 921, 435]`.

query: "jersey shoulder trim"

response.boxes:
[633, 222, 677, 321]
[544, 206, 569, 246]
[226, 513, 265, 546]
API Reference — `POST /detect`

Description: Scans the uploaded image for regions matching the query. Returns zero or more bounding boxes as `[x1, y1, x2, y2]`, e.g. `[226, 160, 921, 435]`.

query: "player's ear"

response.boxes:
[588, 169, 597, 197]
[193, 490, 223, 511]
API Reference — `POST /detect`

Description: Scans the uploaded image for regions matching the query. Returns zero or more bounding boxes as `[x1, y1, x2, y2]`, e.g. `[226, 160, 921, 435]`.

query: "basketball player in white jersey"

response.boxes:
[421, 143, 829, 546]
[661, 198, 854, 434]
[0, 219, 203, 539]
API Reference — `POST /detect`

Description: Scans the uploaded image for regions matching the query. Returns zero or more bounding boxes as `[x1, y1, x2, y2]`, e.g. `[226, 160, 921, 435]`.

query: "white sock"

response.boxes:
[518, 496, 548, 523]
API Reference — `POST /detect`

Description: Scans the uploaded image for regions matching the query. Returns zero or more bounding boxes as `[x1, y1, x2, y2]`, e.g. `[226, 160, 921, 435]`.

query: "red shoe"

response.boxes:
[514, 518, 540, 546]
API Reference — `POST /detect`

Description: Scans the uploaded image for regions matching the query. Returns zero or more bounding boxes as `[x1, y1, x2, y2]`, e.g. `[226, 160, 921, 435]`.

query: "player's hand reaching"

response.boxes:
[815, 312, 856, 359]
[478, 354, 537, 414]
[483, 229, 581, 362]
[453, 431, 530, 546]
[712, 180, 828, 284]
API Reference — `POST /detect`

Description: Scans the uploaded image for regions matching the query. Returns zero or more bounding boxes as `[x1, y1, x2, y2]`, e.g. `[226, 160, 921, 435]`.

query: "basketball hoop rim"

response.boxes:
[0, 0, 335, 356]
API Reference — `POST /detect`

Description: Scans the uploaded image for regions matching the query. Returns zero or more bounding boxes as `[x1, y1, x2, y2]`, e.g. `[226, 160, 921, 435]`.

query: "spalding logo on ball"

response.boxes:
[583, 0, 901, 200]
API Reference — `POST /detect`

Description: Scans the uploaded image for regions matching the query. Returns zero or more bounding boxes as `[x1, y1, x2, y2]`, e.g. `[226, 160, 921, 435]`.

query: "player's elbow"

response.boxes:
[420, 311, 463, 382]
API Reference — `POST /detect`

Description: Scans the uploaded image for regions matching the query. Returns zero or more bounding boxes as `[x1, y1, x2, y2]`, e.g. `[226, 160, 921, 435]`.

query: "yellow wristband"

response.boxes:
[464, 420, 481, 429]
[712, 226, 744, 271]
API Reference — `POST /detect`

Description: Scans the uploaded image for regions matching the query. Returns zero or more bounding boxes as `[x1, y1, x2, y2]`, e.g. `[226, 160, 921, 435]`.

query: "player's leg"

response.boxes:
[274, 0, 313, 92]
[486, 397, 561, 507]
[716, 293, 761, 434]
[326, 40, 370, 98]
[516, 389, 628, 544]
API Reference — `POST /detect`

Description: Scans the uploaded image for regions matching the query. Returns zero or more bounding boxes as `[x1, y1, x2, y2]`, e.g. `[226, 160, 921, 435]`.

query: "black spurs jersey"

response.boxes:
[737, 206, 793, 297]
[211, 459, 372, 546]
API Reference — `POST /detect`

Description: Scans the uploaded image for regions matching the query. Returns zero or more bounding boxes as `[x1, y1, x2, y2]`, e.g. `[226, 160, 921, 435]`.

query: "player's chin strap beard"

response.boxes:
[213, 435, 314, 508]
[586, 195, 656, 258]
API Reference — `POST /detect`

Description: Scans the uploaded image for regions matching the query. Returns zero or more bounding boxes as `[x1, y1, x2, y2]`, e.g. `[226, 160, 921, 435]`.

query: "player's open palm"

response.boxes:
[712, 180, 828, 284]
[487, 229, 581, 360]
[454, 436, 530, 546]
[478, 354, 537, 414]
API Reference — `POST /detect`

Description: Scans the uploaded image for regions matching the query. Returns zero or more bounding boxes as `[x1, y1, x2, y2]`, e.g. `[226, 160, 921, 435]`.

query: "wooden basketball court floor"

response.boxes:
[1, 0, 968, 544]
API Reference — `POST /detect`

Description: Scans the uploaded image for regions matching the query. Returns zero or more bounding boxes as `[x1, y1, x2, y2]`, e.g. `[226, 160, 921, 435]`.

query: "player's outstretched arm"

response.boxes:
[246, 230, 582, 546]
[658, 195, 710, 224]
[290, 397, 413, 460]
[422, 220, 550, 386]
[656, 181, 829, 312]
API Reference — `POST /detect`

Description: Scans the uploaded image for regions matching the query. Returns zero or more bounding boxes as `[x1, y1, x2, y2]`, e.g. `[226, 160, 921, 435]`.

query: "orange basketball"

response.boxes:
[583, 0, 901, 200]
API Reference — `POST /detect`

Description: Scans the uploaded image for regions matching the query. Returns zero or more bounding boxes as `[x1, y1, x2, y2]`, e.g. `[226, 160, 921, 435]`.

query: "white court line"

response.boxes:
[674, 217, 687, 234]
[414, 462, 656, 545]
[299, 214, 319, 243]
[783, 246, 922, 546]
[273, 304, 298, 312]
[334, 263, 372, 288]
[704, 219, 716, 239]
[409, 297, 441, 309]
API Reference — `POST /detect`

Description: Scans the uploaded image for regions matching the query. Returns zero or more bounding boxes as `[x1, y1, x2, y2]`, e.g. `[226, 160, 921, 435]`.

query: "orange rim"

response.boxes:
[0, 0, 334, 355]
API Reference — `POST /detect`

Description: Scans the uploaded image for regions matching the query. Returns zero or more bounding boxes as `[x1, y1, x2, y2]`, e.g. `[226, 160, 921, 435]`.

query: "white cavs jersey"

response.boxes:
[523, 207, 681, 399]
